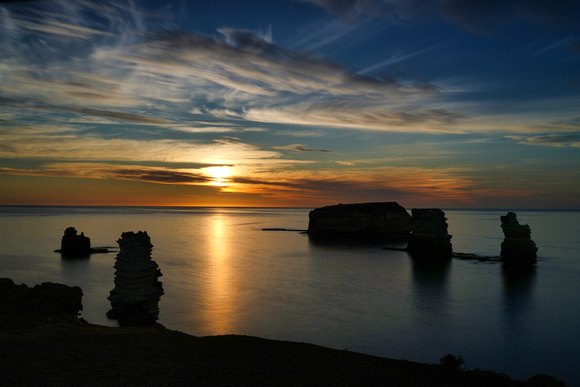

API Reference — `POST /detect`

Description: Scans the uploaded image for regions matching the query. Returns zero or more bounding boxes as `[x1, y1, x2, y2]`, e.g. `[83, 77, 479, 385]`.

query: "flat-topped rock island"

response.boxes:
[307, 202, 412, 239]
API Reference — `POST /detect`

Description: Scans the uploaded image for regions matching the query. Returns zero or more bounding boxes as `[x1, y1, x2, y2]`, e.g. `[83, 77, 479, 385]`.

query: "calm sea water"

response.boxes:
[1, 206, 579, 384]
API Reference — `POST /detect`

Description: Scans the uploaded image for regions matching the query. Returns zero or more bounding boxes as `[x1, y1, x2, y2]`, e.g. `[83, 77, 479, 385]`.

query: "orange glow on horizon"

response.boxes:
[0, 165, 567, 209]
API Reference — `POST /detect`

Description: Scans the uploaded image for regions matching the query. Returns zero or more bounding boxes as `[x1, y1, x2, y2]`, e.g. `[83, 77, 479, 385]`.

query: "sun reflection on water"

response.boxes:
[204, 212, 237, 334]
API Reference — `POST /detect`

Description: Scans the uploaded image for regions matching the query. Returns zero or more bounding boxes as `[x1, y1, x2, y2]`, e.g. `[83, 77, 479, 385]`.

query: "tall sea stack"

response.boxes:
[407, 208, 452, 258]
[107, 231, 164, 326]
[500, 212, 537, 264]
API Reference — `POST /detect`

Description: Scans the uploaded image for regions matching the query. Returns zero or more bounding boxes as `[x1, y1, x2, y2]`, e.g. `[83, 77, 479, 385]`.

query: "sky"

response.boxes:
[1, 0, 579, 208]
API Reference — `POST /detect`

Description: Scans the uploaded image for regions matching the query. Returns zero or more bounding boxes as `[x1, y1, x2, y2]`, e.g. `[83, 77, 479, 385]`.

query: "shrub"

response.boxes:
[440, 354, 467, 371]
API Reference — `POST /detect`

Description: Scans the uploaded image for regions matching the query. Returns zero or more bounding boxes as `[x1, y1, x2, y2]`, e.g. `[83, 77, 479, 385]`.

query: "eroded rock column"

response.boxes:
[407, 208, 452, 258]
[107, 231, 164, 326]
[500, 212, 537, 264]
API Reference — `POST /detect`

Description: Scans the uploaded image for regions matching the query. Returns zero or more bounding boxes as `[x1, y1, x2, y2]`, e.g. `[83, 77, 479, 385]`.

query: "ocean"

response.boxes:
[1, 206, 579, 384]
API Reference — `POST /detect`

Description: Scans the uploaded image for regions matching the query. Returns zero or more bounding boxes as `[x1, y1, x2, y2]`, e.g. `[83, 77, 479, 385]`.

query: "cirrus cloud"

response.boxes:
[506, 134, 580, 147]
[273, 144, 335, 153]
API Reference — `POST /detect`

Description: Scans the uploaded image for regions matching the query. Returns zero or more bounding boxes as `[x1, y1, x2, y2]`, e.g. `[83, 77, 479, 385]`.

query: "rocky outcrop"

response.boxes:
[500, 212, 537, 264]
[58, 227, 91, 257]
[0, 278, 83, 326]
[407, 209, 452, 258]
[107, 231, 164, 326]
[55, 227, 108, 257]
[307, 202, 412, 239]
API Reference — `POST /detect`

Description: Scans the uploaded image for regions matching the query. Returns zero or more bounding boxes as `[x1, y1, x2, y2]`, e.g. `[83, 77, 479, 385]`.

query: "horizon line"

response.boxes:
[1, 204, 579, 211]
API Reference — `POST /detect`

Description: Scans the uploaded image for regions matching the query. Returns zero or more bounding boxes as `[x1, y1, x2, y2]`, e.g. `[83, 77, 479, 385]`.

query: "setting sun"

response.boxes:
[205, 166, 232, 186]
[206, 166, 232, 179]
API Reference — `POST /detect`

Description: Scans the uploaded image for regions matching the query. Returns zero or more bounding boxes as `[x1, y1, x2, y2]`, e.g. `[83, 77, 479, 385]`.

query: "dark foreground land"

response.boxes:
[0, 278, 566, 386]
[0, 321, 566, 387]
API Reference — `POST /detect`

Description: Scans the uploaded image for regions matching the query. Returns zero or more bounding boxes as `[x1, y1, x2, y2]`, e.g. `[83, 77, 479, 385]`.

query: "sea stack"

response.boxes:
[500, 212, 537, 264]
[107, 231, 164, 326]
[307, 202, 412, 239]
[407, 209, 452, 258]
[59, 227, 92, 257]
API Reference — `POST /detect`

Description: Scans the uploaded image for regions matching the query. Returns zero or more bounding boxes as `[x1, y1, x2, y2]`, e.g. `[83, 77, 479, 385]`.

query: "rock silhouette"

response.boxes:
[407, 208, 452, 258]
[58, 227, 92, 257]
[307, 202, 412, 239]
[107, 231, 164, 326]
[500, 212, 537, 264]
[0, 278, 83, 326]
[55, 227, 108, 257]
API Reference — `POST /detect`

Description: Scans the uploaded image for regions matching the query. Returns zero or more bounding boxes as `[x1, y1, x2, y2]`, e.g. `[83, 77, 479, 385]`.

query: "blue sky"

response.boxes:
[0, 0, 579, 207]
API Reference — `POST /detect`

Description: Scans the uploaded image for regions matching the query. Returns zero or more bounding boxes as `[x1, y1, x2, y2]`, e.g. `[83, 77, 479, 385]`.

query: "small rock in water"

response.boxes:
[58, 227, 92, 257]
[55, 227, 109, 257]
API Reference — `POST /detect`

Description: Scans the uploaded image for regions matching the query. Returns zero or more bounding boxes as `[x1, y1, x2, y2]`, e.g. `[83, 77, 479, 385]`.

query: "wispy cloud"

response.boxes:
[358, 42, 449, 74]
[295, 0, 392, 22]
[169, 126, 240, 134]
[299, 0, 580, 35]
[5, 15, 112, 39]
[122, 28, 440, 96]
[285, 17, 363, 51]
[1, 103, 171, 124]
[0, 163, 211, 185]
[506, 134, 580, 147]
[244, 106, 465, 133]
[110, 28, 449, 132]
[0, 127, 287, 164]
[0, 0, 485, 135]
[273, 144, 335, 153]
[107, 167, 211, 184]
[527, 36, 580, 57]
[521, 116, 580, 133]
[220, 165, 536, 205]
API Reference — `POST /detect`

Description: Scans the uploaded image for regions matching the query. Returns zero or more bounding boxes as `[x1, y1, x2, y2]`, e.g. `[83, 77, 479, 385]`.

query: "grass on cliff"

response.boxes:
[0, 321, 566, 387]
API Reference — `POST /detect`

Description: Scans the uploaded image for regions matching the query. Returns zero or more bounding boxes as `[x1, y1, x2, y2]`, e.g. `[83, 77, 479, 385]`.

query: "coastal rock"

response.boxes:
[0, 278, 83, 325]
[500, 212, 537, 264]
[55, 227, 108, 257]
[59, 227, 92, 257]
[407, 208, 452, 258]
[307, 202, 412, 239]
[107, 231, 164, 326]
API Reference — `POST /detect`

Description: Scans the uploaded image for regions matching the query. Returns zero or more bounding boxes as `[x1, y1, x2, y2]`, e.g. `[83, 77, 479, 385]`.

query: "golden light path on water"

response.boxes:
[204, 211, 236, 334]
